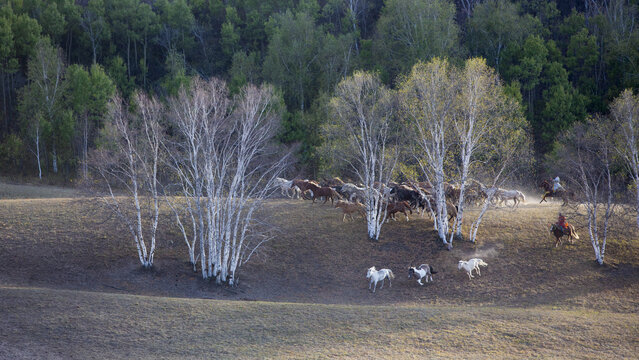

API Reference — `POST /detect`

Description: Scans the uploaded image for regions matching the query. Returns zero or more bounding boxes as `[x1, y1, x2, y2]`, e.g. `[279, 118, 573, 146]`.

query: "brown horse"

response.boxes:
[386, 200, 412, 221]
[424, 197, 458, 222]
[320, 177, 345, 187]
[550, 223, 580, 247]
[292, 179, 318, 200]
[335, 200, 366, 221]
[539, 180, 573, 206]
[305, 182, 342, 204]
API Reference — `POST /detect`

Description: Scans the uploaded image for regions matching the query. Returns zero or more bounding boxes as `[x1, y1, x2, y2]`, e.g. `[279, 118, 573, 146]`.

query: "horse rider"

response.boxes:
[557, 213, 569, 233]
[552, 176, 565, 193]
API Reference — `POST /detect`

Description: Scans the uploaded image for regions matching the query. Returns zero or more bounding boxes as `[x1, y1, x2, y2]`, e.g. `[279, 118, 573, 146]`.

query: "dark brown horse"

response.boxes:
[539, 180, 573, 206]
[550, 223, 580, 247]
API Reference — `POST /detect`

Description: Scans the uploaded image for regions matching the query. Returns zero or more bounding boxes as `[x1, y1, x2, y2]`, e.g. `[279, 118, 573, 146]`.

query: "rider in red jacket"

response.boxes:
[557, 213, 568, 231]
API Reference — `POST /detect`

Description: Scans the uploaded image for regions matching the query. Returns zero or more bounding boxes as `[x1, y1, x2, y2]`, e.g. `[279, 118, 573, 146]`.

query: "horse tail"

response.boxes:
[388, 270, 395, 279]
[430, 265, 437, 274]
[570, 225, 580, 239]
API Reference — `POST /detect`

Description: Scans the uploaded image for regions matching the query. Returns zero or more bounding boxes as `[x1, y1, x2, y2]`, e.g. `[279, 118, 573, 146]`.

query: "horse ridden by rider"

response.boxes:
[550, 212, 580, 247]
[540, 176, 572, 205]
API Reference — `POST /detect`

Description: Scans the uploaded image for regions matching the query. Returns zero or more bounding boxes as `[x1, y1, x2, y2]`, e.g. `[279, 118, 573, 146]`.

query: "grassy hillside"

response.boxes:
[0, 183, 638, 358]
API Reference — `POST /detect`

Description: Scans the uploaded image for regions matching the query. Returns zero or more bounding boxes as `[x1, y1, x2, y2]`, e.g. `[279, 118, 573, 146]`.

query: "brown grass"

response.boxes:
[0, 181, 80, 199]
[1, 286, 637, 359]
[0, 183, 638, 358]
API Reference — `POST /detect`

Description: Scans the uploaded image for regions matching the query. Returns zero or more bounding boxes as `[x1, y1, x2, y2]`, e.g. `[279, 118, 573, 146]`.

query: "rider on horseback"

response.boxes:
[553, 176, 565, 193]
[557, 213, 569, 232]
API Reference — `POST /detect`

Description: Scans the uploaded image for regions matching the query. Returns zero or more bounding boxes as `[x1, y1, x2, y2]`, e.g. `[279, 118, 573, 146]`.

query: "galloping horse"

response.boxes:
[495, 189, 526, 208]
[550, 223, 580, 247]
[539, 180, 573, 206]
[366, 266, 394, 292]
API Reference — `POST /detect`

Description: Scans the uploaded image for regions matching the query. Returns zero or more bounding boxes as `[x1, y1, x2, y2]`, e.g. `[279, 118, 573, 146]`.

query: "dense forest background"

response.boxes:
[0, 0, 637, 181]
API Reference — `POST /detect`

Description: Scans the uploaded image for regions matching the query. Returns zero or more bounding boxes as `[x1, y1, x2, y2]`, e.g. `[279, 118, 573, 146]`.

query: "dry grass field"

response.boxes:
[1, 182, 638, 359]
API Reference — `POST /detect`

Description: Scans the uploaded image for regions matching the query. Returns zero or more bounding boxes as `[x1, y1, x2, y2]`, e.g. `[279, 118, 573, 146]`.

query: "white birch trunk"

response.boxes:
[35, 125, 42, 179]
[166, 195, 197, 271]
[52, 144, 58, 174]
[167, 78, 289, 284]
[330, 72, 396, 241]
[95, 94, 161, 269]
[611, 90, 639, 230]
[470, 187, 496, 243]
[434, 171, 448, 245]
[83, 115, 88, 180]
[636, 178, 639, 229]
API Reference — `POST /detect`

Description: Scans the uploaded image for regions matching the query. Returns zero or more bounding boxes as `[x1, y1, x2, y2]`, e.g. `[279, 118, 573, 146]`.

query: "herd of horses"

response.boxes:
[272, 176, 580, 292]
[274, 176, 529, 223]
[366, 258, 489, 292]
[274, 176, 578, 247]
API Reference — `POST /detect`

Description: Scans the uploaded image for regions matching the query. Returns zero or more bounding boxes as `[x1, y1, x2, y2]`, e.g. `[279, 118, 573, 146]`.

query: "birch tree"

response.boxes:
[328, 71, 397, 240]
[31, 39, 66, 174]
[450, 58, 517, 240]
[167, 77, 290, 285]
[92, 92, 164, 268]
[19, 39, 66, 177]
[467, 102, 531, 244]
[209, 83, 290, 285]
[610, 89, 639, 229]
[80, 0, 109, 64]
[399, 59, 457, 247]
[167, 77, 228, 278]
[554, 117, 617, 265]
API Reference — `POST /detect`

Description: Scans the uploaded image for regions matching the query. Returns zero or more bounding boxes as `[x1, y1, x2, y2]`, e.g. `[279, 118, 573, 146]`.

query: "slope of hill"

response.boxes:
[0, 183, 637, 358]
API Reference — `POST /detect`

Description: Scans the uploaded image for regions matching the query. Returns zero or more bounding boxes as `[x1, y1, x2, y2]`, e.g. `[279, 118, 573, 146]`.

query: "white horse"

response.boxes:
[458, 258, 488, 279]
[366, 266, 394, 292]
[408, 264, 437, 285]
[342, 183, 381, 204]
[274, 177, 301, 199]
[495, 189, 525, 208]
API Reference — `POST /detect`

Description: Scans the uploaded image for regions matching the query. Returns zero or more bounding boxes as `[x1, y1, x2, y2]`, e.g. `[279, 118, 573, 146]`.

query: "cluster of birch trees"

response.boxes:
[327, 57, 532, 247]
[92, 77, 289, 285]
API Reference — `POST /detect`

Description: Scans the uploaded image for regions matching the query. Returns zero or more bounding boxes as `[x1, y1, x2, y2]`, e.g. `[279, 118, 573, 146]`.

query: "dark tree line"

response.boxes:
[0, 0, 638, 179]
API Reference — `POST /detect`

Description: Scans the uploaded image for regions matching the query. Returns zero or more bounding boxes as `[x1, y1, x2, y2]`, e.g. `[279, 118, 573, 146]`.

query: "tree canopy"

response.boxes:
[0, 0, 637, 180]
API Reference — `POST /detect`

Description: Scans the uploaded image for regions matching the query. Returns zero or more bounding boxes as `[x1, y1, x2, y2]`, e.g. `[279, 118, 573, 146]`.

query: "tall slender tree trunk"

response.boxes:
[435, 169, 448, 245]
[635, 176, 639, 229]
[470, 192, 494, 243]
[67, 31, 73, 63]
[92, 38, 97, 64]
[1, 72, 6, 133]
[36, 125, 42, 179]
[143, 34, 147, 88]
[134, 39, 138, 73]
[127, 36, 131, 78]
[52, 143, 58, 174]
[197, 194, 207, 279]
[83, 114, 88, 180]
